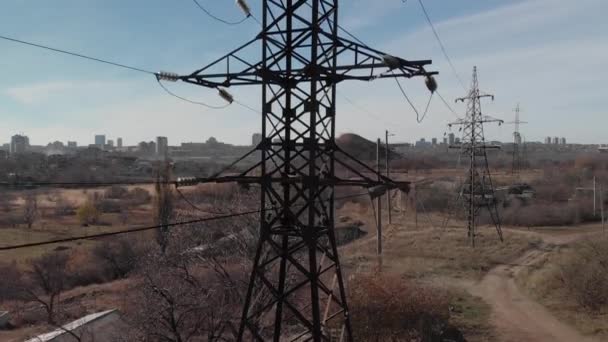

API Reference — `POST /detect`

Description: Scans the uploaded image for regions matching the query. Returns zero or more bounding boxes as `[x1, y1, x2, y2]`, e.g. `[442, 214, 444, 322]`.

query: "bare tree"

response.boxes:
[23, 192, 38, 228]
[92, 237, 139, 279]
[155, 160, 174, 253]
[126, 247, 241, 342]
[24, 252, 70, 324]
[0, 190, 16, 212]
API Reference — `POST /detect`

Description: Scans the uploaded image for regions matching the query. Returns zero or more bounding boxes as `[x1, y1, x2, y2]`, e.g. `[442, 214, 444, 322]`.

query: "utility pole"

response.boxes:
[167, 2, 437, 339]
[594, 176, 597, 216]
[413, 184, 418, 229]
[386, 130, 395, 224]
[601, 183, 605, 234]
[577, 176, 597, 217]
[448, 67, 503, 247]
[376, 138, 382, 256]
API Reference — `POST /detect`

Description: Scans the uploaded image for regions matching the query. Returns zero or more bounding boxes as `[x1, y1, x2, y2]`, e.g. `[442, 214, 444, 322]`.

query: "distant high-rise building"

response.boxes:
[455, 137, 461, 144]
[560, 137, 567, 145]
[107, 140, 114, 148]
[448, 133, 455, 146]
[156, 136, 169, 157]
[95, 135, 106, 148]
[553, 137, 559, 145]
[252, 133, 263, 146]
[117, 138, 123, 148]
[138, 141, 156, 155]
[415, 138, 431, 148]
[67, 141, 77, 148]
[545, 137, 552, 144]
[10, 134, 29, 154]
[443, 137, 448, 145]
[431, 138, 438, 146]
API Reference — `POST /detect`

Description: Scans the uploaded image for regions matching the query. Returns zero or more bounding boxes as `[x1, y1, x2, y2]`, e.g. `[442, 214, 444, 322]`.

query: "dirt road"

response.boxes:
[468, 228, 603, 342]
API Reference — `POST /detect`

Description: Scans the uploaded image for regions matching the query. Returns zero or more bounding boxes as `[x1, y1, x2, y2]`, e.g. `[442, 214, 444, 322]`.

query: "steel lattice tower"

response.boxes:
[506, 104, 527, 178]
[449, 67, 503, 247]
[168, 1, 436, 340]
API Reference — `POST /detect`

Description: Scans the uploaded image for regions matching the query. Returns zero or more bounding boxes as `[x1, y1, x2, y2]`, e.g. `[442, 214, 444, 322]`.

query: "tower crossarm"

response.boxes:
[165, 32, 437, 90]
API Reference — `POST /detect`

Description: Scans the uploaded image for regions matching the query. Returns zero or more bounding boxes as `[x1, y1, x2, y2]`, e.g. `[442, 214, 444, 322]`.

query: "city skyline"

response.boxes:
[0, 131, 579, 152]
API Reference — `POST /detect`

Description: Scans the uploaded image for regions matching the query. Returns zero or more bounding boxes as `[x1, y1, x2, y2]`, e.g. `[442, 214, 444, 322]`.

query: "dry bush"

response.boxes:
[22, 192, 38, 228]
[558, 238, 608, 311]
[191, 183, 240, 203]
[96, 198, 122, 213]
[104, 185, 129, 199]
[417, 188, 453, 213]
[127, 187, 152, 206]
[24, 251, 70, 324]
[0, 190, 16, 212]
[499, 199, 596, 227]
[574, 155, 608, 172]
[76, 200, 100, 226]
[92, 237, 142, 280]
[0, 262, 23, 301]
[53, 196, 76, 216]
[124, 242, 247, 341]
[348, 273, 451, 341]
[532, 183, 572, 202]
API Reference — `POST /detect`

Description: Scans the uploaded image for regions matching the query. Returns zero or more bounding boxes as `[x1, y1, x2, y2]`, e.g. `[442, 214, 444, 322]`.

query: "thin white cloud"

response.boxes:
[5, 80, 125, 105]
[337, 0, 608, 144]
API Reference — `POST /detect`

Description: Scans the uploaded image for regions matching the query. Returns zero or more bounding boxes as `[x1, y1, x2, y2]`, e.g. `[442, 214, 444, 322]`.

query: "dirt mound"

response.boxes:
[336, 133, 380, 161]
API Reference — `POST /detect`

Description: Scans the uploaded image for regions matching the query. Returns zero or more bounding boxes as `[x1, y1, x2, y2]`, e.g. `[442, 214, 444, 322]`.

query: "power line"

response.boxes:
[175, 187, 226, 215]
[0, 210, 260, 252]
[156, 79, 231, 109]
[0, 34, 155, 75]
[394, 76, 433, 123]
[234, 99, 261, 114]
[192, 0, 249, 25]
[0, 33, 258, 111]
[415, 0, 467, 91]
[0, 192, 370, 251]
[436, 90, 461, 119]
[0, 180, 160, 188]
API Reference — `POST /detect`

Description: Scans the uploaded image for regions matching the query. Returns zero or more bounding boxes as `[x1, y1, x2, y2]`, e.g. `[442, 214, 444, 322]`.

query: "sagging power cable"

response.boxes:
[192, 0, 250, 25]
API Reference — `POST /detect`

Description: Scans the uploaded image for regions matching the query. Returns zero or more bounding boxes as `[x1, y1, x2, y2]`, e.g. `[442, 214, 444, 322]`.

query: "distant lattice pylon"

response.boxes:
[448, 66, 503, 247]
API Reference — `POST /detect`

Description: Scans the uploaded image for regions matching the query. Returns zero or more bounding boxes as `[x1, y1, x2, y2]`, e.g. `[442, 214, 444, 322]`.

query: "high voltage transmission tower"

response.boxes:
[448, 67, 503, 247]
[162, 1, 437, 340]
[506, 104, 527, 178]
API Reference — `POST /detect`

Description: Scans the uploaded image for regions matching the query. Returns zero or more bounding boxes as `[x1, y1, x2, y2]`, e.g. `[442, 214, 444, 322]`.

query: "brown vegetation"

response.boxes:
[348, 273, 460, 341]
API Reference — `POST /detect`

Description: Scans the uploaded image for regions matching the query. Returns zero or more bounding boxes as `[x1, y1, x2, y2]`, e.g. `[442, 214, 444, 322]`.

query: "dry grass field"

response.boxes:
[1, 169, 607, 341]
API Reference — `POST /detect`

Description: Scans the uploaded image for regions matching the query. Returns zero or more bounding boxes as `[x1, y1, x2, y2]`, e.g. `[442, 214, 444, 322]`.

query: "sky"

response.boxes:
[0, 0, 606, 146]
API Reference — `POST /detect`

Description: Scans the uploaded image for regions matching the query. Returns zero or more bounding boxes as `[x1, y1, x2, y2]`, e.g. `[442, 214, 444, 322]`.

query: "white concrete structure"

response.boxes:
[25, 309, 124, 342]
[0, 311, 10, 328]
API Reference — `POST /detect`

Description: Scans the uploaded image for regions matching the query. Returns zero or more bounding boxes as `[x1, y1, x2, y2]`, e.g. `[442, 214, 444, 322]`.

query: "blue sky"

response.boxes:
[0, 0, 606, 146]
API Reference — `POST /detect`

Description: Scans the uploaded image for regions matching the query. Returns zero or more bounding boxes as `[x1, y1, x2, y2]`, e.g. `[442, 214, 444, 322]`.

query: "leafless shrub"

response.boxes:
[348, 273, 451, 341]
[76, 200, 100, 226]
[104, 185, 129, 199]
[96, 198, 122, 213]
[558, 238, 608, 311]
[127, 187, 152, 206]
[92, 237, 141, 280]
[154, 162, 174, 253]
[23, 252, 70, 324]
[0, 190, 16, 212]
[54, 196, 76, 216]
[23, 192, 38, 228]
[0, 262, 23, 301]
[125, 243, 246, 341]
[498, 199, 596, 227]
